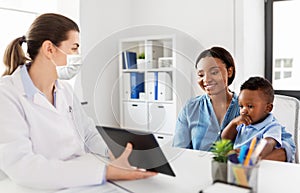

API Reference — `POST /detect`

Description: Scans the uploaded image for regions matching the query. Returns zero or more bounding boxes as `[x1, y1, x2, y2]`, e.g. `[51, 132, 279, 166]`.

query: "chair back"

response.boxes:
[273, 94, 300, 163]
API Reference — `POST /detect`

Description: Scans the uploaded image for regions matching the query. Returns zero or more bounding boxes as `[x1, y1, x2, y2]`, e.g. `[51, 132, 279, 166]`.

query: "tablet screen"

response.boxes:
[96, 126, 176, 177]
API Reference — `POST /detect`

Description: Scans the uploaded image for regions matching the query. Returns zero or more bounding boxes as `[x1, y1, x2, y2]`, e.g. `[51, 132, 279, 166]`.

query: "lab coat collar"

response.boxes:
[14, 64, 66, 114]
[20, 64, 39, 101]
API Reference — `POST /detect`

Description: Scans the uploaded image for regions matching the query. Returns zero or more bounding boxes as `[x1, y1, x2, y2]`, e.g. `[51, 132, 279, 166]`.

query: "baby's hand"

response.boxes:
[232, 114, 252, 126]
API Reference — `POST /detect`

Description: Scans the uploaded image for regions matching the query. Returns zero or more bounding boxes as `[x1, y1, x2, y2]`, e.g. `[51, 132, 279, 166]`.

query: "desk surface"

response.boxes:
[0, 179, 128, 193]
[1, 147, 300, 193]
[113, 147, 213, 193]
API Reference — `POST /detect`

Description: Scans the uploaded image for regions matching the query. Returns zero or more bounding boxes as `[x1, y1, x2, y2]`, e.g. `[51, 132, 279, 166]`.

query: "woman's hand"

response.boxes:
[106, 143, 157, 181]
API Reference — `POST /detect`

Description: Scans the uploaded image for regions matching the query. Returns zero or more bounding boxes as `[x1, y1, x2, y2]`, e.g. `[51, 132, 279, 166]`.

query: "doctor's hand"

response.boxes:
[105, 143, 157, 181]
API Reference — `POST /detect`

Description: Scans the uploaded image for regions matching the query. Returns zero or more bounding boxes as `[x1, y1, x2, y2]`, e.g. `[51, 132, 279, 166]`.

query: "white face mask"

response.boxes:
[56, 54, 82, 80]
[51, 44, 82, 80]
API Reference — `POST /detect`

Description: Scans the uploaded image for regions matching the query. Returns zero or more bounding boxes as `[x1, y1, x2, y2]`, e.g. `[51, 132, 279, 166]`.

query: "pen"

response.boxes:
[238, 145, 248, 164]
[244, 136, 257, 166]
[251, 138, 267, 164]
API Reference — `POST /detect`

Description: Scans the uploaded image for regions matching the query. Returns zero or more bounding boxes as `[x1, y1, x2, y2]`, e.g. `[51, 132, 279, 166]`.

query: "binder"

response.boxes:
[146, 41, 163, 68]
[123, 73, 130, 100]
[157, 72, 172, 101]
[122, 51, 137, 69]
[147, 72, 156, 100]
[154, 72, 158, 100]
[130, 72, 144, 99]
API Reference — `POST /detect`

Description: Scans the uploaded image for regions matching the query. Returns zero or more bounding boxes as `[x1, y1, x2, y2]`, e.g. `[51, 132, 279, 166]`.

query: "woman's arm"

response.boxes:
[259, 137, 277, 159]
[172, 105, 192, 148]
[263, 148, 287, 161]
[263, 127, 296, 162]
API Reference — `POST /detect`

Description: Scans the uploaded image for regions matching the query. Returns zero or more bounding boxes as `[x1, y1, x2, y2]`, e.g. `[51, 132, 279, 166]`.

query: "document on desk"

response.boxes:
[200, 181, 251, 193]
[54, 182, 129, 193]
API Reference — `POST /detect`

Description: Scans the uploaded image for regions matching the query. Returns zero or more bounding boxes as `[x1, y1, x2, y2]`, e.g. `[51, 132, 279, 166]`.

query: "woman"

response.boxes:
[173, 46, 295, 162]
[0, 13, 155, 189]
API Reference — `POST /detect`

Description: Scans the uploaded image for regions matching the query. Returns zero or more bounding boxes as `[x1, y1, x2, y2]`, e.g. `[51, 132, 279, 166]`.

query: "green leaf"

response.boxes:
[138, 52, 145, 59]
[210, 139, 233, 163]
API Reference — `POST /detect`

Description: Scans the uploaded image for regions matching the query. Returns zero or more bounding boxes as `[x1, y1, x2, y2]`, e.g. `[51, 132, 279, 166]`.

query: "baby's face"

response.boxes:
[238, 89, 272, 124]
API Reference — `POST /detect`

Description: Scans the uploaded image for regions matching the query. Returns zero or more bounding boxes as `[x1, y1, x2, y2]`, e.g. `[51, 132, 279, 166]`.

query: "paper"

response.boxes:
[200, 181, 251, 193]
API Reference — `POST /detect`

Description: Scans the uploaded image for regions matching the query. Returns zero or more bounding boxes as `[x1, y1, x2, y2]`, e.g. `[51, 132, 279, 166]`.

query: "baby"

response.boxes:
[221, 76, 282, 159]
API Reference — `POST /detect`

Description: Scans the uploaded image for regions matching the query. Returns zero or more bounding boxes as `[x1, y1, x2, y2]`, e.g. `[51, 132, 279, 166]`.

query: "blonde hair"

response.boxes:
[2, 36, 29, 76]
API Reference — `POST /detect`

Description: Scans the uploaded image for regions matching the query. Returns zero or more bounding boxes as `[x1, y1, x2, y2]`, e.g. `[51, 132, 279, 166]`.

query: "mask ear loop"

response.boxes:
[52, 43, 67, 55]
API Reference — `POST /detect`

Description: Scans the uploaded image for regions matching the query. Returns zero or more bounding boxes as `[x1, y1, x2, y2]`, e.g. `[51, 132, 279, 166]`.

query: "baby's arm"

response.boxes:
[221, 114, 252, 140]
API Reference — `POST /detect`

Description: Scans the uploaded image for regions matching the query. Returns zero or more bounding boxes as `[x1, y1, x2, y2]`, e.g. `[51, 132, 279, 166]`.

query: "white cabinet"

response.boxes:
[148, 103, 176, 134]
[119, 36, 177, 135]
[154, 133, 173, 147]
[123, 101, 147, 131]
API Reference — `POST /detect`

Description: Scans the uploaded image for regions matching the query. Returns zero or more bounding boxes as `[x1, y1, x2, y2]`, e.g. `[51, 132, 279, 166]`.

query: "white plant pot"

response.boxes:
[137, 59, 145, 69]
[211, 160, 227, 182]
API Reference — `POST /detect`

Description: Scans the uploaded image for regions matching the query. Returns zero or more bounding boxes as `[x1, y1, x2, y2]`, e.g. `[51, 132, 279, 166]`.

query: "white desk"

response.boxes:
[258, 160, 300, 193]
[114, 147, 300, 193]
[113, 147, 213, 193]
[0, 179, 128, 193]
[1, 147, 300, 193]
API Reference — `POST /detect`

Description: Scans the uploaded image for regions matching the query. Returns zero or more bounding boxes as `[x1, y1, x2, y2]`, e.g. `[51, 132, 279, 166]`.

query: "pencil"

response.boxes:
[244, 136, 257, 166]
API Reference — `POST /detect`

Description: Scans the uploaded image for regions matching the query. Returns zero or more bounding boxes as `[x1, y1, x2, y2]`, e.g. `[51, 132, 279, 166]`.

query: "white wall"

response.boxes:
[79, 0, 265, 127]
[0, 0, 57, 13]
[130, 0, 234, 51]
[80, 0, 131, 55]
[79, 0, 132, 126]
[234, 0, 265, 90]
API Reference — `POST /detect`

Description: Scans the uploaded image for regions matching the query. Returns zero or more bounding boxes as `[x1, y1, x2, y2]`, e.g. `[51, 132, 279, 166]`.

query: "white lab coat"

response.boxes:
[0, 66, 108, 189]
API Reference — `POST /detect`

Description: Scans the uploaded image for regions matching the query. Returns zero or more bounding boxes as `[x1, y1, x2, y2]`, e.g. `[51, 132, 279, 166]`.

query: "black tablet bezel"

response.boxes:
[96, 126, 176, 177]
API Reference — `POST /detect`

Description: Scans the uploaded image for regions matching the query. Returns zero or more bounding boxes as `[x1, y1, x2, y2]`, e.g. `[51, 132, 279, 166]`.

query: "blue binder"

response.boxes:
[122, 51, 137, 69]
[130, 72, 145, 99]
[154, 72, 158, 100]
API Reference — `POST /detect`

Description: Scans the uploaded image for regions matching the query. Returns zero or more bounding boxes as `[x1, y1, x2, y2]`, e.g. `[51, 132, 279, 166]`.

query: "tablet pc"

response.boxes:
[96, 126, 176, 177]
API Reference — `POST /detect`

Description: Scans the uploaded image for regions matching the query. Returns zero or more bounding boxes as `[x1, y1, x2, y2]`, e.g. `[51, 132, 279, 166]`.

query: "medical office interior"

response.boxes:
[1, 0, 300, 192]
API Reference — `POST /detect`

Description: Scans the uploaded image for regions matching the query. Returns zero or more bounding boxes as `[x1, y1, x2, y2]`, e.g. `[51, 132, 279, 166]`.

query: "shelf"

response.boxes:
[122, 99, 174, 104]
[122, 69, 146, 73]
[122, 67, 174, 73]
[119, 35, 176, 135]
[146, 67, 174, 72]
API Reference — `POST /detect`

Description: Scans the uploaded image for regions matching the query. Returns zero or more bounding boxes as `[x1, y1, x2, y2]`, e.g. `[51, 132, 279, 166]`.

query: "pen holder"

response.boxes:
[227, 160, 259, 193]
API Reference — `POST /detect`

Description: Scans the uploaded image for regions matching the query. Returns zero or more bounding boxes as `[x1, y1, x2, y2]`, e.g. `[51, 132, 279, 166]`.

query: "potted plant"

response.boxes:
[210, 139, 233, 182]
[137, 52, 145, 69]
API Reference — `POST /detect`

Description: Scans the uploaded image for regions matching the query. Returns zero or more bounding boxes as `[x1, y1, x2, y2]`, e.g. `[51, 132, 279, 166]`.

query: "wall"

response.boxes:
[79, 0, 265, 127]
[234, 0, 265, 89]
[57, 0, 79, 24]
[79, 0, 132, 126]
[0, 0, 57, 13]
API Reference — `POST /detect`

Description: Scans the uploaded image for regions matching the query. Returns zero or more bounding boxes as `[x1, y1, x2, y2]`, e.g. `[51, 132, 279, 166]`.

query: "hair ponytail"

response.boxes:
[2, 13, 79, 77]
[2, 36, 30, 76]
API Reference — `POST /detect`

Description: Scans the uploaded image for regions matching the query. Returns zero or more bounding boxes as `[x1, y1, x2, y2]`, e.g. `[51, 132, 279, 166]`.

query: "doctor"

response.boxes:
[0, 13, 156, 189]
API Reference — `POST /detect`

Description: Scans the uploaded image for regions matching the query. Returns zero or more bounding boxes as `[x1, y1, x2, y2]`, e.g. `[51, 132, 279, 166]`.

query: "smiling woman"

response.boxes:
[173, 46, 238, 151]
[172, 46, 296, 163]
